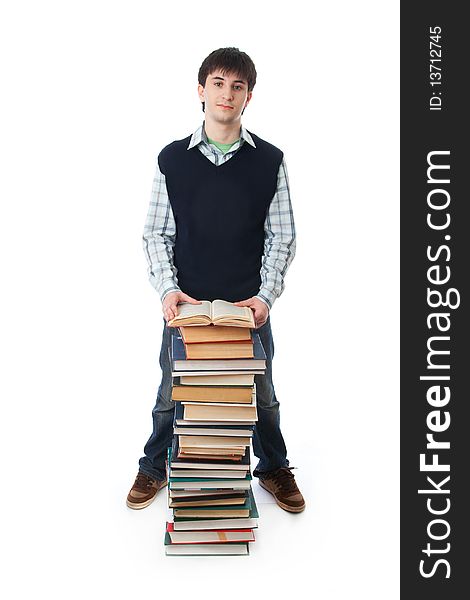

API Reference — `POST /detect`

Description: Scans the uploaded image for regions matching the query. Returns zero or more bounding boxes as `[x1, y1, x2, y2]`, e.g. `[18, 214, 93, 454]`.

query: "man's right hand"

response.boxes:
[162, 291, 201, 324]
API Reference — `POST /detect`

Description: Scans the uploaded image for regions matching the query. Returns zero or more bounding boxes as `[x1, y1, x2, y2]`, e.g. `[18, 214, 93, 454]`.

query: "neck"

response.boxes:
[203, 117, 241, 144]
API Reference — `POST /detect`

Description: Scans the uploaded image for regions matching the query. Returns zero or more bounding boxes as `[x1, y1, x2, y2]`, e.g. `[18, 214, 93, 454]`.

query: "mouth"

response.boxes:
[217, 104, 234, 109]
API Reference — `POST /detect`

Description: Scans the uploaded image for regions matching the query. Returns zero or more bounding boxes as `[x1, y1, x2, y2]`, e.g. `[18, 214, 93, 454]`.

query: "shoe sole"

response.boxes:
[258, 480, 306, 513]
[126, 481, 168, 510]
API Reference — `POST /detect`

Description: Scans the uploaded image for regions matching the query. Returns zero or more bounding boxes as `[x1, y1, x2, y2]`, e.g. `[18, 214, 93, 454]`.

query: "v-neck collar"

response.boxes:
[190, 137, 251, 169]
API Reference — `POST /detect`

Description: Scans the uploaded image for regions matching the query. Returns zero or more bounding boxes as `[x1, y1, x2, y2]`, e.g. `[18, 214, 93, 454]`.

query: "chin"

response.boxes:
[214, 112, 239, 122]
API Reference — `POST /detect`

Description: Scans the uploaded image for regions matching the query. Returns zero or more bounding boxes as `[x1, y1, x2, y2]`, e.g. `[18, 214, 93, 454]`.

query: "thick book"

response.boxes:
[168, 299, 255, 328]
[165, 542, 249, 556]
[173, 507, 250, 518]
[178, 435, 251, 448]
[172, 491, 251, 510]
[169, 489, 246, 499]
[180, 326, 252, 344]
[182, 402, 258, 423]
[169, 494, 248, 508]
[177, 454, 243, 463]
[170, 516, 258, 531]
[179, 374, 255, 386]
[177, 451, 244, 462]
[178, 447, 246, 456]
[175, 419, 256, 427]
[173, 403, 257, 427]
[169, 469, 249, 478]
[172, 493, 252, 518]
[171, 384, 253, 404]
[172, 368, 264, 377]
[173, 425, 253, 437]
[184, 340, 254, 360]
[169, 478, 252, 490]
[170, 331, 266, 372]
[165, 522, 255, 544]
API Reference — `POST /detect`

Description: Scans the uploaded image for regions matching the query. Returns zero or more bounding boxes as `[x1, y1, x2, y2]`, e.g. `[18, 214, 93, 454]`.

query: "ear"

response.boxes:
[197, 83, 205, 104]
[244, 90, 253, 109]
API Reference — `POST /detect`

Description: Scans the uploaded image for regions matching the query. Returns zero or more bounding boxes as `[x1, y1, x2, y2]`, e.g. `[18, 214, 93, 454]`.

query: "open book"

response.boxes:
[168, 299, 255, 328]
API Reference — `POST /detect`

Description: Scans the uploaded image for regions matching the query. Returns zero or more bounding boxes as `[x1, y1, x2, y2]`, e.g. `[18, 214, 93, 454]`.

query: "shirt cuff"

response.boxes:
[255, 292, 273, 311]
[161, 285, 181, 303]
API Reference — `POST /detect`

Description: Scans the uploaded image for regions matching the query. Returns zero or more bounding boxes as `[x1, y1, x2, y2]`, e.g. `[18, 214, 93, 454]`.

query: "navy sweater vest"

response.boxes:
[158, 132, 283, 302]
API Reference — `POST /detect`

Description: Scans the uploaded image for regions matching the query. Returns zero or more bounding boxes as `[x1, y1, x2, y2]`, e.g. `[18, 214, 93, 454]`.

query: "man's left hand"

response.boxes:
[233, 297, 269, 329]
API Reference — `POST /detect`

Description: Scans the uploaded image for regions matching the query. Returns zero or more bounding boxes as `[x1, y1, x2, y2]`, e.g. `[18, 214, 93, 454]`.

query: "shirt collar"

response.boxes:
[187, 122, 256, 150]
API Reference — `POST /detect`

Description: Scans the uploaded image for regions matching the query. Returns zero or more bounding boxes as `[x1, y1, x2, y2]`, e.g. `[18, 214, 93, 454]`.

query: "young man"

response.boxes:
[127, 47, 305, 513]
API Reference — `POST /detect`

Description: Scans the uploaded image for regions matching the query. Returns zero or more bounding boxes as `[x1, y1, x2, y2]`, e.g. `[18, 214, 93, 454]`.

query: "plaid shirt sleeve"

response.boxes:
[255, 157, 296, 309]
[142, 161, 181, 301]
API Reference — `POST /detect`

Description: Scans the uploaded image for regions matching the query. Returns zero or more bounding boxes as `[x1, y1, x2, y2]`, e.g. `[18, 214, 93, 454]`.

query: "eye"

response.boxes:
[214, 82, 223, 87]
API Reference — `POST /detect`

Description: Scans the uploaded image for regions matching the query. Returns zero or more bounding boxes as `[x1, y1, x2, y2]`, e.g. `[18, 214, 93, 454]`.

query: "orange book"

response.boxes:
[172, 385, 253, 404]
[180, 326, 251, 344]
[184, 340, 254, 360]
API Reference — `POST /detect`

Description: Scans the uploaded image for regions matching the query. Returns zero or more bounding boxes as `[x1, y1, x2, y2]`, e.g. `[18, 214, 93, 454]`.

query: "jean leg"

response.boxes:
[252, 317, 289, 477]
[138, 322, 174, 480]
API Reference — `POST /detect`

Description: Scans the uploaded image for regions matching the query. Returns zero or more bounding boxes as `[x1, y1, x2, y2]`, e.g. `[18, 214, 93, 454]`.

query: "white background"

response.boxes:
[0, 1, 399, 598]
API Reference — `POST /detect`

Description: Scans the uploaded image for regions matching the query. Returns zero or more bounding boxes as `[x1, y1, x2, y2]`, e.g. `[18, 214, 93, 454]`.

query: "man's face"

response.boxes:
[198, 70, 252, 124]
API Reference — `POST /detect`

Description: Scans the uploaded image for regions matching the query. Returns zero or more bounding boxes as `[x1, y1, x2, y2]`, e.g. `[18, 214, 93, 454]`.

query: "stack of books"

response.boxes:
[164, 300, 265, 556]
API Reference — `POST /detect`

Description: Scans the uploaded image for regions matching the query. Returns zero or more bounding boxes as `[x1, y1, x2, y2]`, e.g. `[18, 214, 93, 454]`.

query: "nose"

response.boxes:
[222, 86, 234, 101]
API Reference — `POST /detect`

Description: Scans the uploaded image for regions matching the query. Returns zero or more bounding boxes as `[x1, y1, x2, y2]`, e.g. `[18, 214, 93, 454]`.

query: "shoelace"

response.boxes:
[133, 473, 155, 492]
[266, 467, 298, 494]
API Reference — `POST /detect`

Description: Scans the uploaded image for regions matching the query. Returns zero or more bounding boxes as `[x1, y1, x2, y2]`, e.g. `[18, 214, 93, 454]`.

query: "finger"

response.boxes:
[164, 305, 176, 321]
[182, 294, 202, 304]
[234, 300, 251, 306]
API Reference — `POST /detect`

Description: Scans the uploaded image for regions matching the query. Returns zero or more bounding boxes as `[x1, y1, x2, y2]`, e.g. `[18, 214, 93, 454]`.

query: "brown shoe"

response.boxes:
[258, 467, 306, 513]
[126, 471, 167, 510]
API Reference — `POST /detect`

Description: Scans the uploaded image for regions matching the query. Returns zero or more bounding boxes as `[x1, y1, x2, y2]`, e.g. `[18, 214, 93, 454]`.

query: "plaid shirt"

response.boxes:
[143, 123, 296, 309]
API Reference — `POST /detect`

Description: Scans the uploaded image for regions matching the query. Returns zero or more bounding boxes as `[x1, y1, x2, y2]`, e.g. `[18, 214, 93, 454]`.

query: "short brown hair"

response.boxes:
[198, 47, 257, 90]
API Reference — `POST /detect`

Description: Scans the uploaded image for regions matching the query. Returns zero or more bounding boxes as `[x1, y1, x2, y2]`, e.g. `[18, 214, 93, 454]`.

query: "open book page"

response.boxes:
[174, 301, 211, 320]
[212, 299, 254, 325]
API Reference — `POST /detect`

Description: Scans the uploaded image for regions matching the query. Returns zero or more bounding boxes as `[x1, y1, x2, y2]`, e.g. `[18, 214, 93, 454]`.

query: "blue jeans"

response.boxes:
[138, 316, 289, 480]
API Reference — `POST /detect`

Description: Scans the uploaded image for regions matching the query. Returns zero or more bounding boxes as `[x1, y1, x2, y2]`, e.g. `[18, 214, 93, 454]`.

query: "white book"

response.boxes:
[165, 543, 249, 556]
[175, 419, 256, 426]
[172, 370, 264, 377]
[173, 427, 253, 437]
[169, 489, 245, 498]
[170, 469, 248, 478]
[169, 479, 252, 490]
[179, 435, 251, 448]
[170, 516, 258, 531]
[180, 374, 255, 386]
